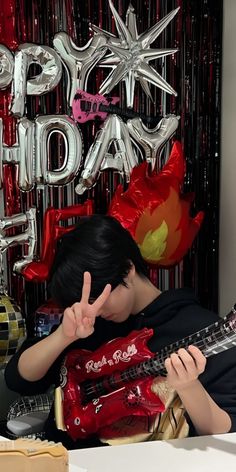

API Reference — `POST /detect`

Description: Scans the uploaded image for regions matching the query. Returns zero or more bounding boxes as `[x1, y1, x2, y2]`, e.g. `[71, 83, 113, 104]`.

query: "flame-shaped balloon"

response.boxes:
[108, 141, 204, 267]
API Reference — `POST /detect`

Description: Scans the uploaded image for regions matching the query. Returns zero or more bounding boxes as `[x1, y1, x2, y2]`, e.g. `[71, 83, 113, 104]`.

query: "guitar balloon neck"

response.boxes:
[81, 363, 160, 403]
[80, 305, 236, 404]
[99, 104, 160, 124]
[81, 375, 123, 403]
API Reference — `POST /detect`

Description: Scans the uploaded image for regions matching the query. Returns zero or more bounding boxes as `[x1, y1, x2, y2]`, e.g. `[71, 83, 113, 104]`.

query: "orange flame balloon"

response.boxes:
[108, 141, 204, 267]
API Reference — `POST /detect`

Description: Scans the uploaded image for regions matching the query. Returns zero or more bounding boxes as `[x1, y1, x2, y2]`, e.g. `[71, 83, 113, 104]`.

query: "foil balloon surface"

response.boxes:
[108, 141, 204, 267]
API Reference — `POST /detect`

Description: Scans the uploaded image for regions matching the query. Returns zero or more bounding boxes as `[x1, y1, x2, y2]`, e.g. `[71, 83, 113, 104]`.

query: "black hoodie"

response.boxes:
[5, 288, 236, 449]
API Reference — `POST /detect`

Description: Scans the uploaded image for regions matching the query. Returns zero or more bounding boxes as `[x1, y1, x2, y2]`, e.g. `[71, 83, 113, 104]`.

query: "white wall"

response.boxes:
[219, 0, 236, 313]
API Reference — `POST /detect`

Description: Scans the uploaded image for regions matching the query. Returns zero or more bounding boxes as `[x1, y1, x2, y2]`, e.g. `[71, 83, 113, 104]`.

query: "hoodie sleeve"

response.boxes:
[4, 335, 62, 396]
[203, 350, 236, 432]
[4, 317, 130, 397]
[183, 307, 236, 434]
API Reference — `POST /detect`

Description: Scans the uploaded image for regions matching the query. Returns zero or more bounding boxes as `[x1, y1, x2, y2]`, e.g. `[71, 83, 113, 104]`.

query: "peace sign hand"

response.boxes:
[61, 272, 111, 341]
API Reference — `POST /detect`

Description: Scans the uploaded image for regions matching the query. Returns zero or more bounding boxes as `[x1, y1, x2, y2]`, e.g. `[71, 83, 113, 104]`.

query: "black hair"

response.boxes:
[49, 215, 148, 308]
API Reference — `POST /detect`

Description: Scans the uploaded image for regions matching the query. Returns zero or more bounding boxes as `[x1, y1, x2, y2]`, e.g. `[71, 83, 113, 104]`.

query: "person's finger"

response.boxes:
[169, 352, 186, 376]
[164, 357, 172, 373]
[165, 357, 179, 380]
[80, 272, 92, 303]
[82, 316, 95, 327]
[63, 307, 77, 337]
[187, 345, 205, 359]
[177, 348, 196, 370]
[188, 345, 206, 373]
[70, 302, 82, 317]
[64, 306, 77, 326]
[92, 283, 112, 315]
[75, 315, 95, 337]
[83, 316, 95, 331]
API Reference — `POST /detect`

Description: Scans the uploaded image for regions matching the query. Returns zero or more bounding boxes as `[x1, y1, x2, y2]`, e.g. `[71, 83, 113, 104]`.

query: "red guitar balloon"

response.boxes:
[59, 329, 165, 441]
[58, 306, 236, 441]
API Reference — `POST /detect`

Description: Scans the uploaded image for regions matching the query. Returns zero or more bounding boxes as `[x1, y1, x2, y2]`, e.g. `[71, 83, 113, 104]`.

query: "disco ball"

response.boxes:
[0, 294, 27, 367]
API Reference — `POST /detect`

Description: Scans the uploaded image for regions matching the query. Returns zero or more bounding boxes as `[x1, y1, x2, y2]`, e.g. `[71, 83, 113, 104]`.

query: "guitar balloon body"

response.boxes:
[60, 329, 165, 441]
[72, 90, 120, 123]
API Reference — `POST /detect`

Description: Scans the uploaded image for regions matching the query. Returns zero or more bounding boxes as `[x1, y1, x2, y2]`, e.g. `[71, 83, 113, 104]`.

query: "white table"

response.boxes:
[69, 433, 236, 472]
[1, 433, 236, 471]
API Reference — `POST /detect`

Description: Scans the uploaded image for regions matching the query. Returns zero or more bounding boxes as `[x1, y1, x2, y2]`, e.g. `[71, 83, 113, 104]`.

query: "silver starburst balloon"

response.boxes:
[91, 0, 179, 107]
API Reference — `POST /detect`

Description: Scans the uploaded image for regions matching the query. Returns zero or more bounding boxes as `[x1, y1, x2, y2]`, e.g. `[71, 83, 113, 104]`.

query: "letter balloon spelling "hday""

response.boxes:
[0, 115, 83, 190]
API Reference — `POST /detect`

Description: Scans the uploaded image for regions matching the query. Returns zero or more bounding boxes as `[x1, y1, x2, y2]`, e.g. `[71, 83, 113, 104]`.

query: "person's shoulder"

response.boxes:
[148, 287, 218, 324]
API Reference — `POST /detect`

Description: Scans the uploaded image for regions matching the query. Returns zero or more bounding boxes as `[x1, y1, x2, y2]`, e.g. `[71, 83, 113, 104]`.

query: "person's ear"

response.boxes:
[127, 262, 136, 280]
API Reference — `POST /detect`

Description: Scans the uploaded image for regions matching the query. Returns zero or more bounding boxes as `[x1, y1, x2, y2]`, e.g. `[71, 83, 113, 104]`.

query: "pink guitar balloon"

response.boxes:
[72, 90, 120, 123]
[72, 90, 162, 125]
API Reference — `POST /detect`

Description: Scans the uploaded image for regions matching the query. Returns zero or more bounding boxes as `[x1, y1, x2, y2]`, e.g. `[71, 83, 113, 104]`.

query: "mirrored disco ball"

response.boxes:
[0, 294, 27, 367]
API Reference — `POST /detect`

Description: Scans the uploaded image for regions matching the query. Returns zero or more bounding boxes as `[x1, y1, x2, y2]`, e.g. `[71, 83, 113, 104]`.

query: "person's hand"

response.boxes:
[61, 271, 111, 340]
[164, 345, 207, 393]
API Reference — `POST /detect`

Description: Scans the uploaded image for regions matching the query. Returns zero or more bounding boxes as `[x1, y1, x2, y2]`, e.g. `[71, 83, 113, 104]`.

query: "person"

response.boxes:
[5, 215, 236, 449]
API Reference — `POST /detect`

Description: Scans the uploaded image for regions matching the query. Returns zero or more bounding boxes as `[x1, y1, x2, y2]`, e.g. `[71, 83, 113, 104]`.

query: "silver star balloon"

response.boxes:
[91, 0, 179, 107]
